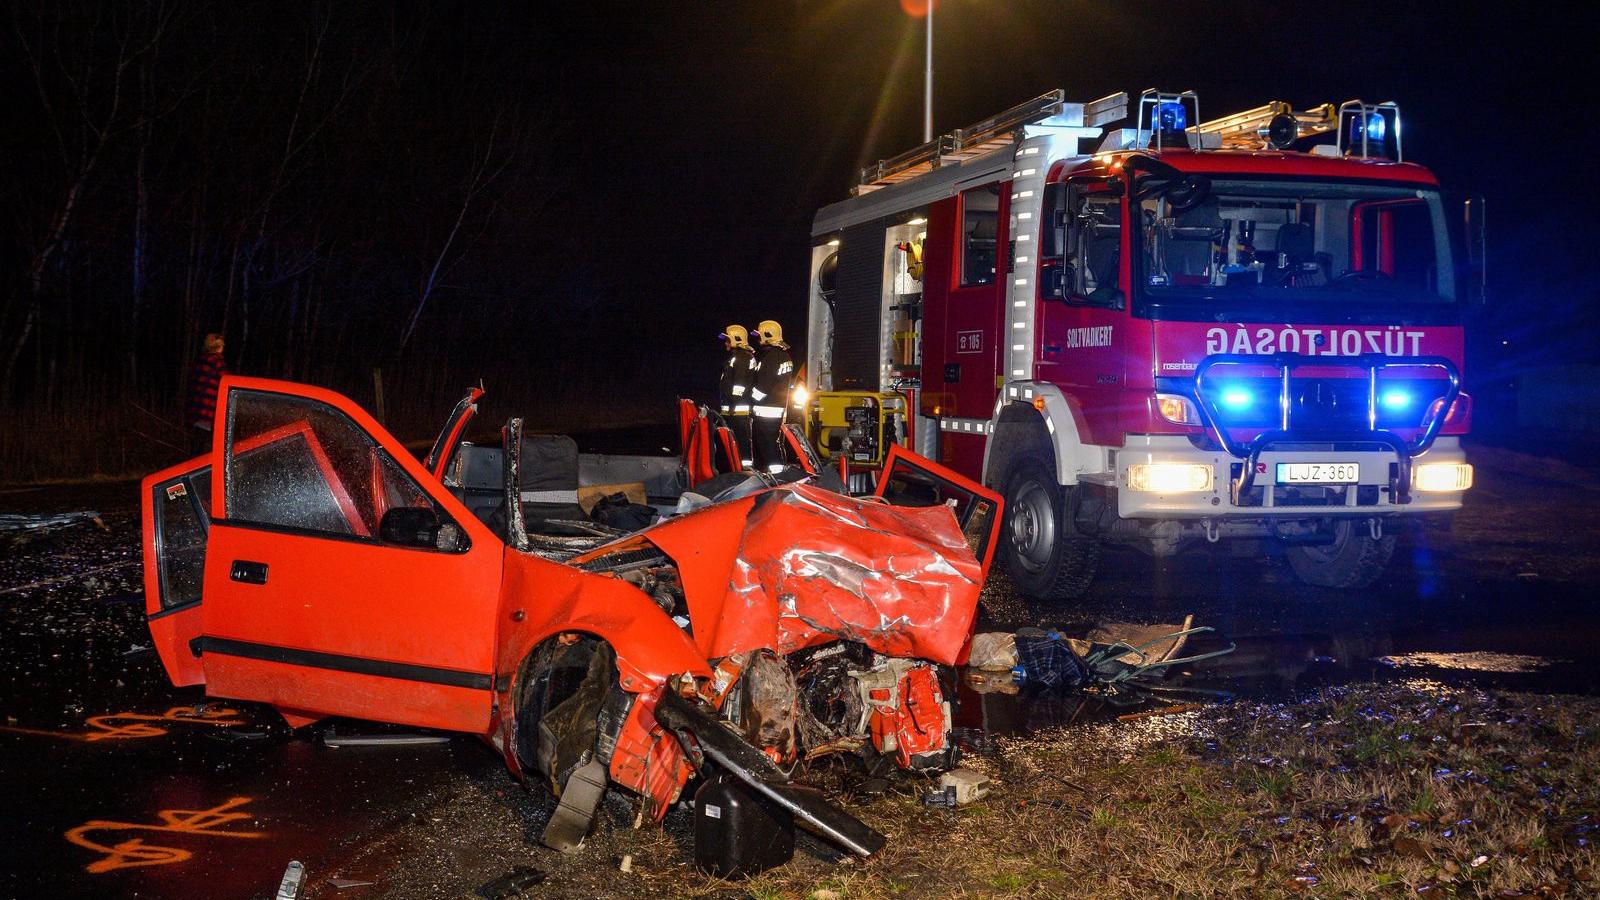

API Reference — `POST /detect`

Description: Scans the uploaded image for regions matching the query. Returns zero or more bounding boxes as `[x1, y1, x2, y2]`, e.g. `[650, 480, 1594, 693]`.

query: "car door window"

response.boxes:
[960, 185, 1000, 287]
[1068, 185, 1122, 304]
[153, 470, 211, 610]
[225, 390, 440, 541]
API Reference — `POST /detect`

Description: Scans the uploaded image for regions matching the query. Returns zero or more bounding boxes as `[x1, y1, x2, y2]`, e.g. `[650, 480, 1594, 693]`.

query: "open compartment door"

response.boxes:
[874, 444, 1004, 578]
[141, 459, 215, 686]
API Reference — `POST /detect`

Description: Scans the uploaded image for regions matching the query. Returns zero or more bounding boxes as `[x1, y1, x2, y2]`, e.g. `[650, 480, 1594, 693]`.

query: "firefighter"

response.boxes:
[749, 319, 795, 473]
[717, 324, 755, 468]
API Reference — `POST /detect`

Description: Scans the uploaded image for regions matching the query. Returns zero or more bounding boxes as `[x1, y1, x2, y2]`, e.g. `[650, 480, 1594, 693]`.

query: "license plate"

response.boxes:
[1276, 462, 1359, 484]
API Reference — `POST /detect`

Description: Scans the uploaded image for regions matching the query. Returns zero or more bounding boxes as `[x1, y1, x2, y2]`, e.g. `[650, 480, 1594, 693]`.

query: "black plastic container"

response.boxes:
[693, 774, 795, 878]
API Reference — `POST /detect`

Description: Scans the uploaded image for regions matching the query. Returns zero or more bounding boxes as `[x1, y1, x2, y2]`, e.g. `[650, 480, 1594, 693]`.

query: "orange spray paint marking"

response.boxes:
[65, 796, 263, 873]
[0, 706, 244, 743]
[82, 706, 246, 741]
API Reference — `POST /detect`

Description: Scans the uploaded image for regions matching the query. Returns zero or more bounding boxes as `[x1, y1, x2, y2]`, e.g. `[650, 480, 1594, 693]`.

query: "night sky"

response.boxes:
[3, 0, 1594, 455]
[497, 0, 1597, 401]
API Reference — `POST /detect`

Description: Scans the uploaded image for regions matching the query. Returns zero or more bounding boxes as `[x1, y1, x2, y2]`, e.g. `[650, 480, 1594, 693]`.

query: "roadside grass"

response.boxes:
[673, 682, 1600, 899]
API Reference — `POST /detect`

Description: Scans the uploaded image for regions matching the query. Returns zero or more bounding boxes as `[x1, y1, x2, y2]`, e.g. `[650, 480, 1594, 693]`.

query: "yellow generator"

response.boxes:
[804, 391, 907, 468]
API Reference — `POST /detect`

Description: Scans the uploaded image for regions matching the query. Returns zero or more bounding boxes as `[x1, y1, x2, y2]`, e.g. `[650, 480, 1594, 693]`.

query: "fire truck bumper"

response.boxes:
[1112, 435, 1469, 519]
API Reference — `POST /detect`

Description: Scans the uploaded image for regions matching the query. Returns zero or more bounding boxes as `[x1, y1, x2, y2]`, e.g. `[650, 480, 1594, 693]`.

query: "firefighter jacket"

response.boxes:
[718, 347, 755, 415]
[750, 343, 794, 419]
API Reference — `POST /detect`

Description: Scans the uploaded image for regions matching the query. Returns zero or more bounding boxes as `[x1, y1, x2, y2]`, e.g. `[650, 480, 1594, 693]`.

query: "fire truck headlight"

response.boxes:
[1414, 463, 1473, 492]
[1156, 393, 1201, 426]
[1128, 463, 1213, 493]
[790, 384, 810, 409]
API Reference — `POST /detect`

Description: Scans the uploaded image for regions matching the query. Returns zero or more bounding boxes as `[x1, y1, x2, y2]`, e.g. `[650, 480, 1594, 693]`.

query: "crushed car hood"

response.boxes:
[636, 482, 983, 666]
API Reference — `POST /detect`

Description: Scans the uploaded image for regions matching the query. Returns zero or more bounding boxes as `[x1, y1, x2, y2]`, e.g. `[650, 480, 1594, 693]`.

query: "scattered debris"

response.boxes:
[0, 510, 105, 533]
[966, 618, 1236, 703]
[474, 866, 546, 899]
[937, 767, 990, 804]
[275, 860, 306, 900]
[1116, 703, 1206, 722]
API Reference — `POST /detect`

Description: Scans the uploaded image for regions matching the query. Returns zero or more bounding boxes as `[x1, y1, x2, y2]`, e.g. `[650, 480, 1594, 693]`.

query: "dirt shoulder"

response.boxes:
[313, 682, 1598, 899]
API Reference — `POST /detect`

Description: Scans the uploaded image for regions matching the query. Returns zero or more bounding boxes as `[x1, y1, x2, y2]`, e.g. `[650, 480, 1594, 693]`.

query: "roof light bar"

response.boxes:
[1337, 100, 1403, 161]
[1136, 89, 1200, 151]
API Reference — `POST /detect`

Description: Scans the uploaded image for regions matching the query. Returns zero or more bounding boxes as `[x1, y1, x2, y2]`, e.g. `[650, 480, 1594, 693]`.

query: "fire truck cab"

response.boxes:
[804, 89, 1481, 597]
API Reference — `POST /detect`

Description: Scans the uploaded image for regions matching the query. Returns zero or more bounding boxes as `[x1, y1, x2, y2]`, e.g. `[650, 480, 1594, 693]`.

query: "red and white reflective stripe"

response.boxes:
[937, 417, 991, 435]
[753, 405, 785, 419]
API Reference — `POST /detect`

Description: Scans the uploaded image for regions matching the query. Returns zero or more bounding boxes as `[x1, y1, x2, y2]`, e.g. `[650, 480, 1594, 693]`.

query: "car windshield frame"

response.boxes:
[1130, 176, 1464, 325]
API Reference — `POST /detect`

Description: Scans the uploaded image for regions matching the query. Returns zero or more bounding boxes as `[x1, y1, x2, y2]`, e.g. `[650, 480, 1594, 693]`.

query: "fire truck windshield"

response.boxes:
[1135, 179, 1458, 319]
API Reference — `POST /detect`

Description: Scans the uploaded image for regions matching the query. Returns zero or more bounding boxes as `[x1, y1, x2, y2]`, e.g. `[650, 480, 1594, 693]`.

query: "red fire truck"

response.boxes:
[803, 89, 1483, 597]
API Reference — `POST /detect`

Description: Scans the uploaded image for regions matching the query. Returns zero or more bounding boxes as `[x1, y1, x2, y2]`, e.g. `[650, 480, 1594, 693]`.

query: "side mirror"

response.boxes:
[1040, 262, 1067, 300]
[379, 506, 466, 552]
[1040, 183, 1067, 258]
[1463, 195, 1488, 306]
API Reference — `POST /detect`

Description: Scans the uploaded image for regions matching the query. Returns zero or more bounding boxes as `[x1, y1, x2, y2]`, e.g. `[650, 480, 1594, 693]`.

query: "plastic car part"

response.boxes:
[654, 690, 886, 857]
[693, 774, 795, 879]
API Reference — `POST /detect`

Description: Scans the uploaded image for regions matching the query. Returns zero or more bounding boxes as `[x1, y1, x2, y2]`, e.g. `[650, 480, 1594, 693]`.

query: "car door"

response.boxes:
[874, 444, 1005, 579]
[198, 376, 504, 732]
[142, 459, 215, 687]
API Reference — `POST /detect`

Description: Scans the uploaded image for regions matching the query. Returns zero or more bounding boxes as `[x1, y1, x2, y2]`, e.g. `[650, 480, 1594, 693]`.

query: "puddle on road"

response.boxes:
[1375, 651, 1560, 673]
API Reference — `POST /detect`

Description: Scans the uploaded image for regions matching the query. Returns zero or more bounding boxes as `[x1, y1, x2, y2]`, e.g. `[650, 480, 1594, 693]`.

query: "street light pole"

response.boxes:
[923, 0, 933, 142]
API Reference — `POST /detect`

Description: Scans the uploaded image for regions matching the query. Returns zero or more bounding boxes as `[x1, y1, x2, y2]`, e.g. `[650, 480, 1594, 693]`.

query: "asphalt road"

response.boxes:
[1, 442, 1596, 898]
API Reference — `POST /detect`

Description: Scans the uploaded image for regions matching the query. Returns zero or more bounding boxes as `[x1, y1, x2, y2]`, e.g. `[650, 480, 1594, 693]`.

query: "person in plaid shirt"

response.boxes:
[185, 333, 227, 456]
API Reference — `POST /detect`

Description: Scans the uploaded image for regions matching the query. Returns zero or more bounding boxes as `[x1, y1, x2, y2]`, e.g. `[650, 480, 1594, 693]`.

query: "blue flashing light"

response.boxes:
[1350, 112, 1386, 145]
[1380, 389, 1412, 409]
[1157, 101, 1187, 133]
[1220, 388, 1253, 410]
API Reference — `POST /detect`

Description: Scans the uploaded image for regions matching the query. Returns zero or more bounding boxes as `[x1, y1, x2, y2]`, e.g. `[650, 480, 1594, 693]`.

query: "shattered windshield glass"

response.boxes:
[1139, 180, 1457, 307]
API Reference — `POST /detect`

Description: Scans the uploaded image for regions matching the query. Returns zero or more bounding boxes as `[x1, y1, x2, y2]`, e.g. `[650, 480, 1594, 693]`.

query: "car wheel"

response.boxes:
[1000, 455, 1099, 601]
[1284, 519, 1395, 589]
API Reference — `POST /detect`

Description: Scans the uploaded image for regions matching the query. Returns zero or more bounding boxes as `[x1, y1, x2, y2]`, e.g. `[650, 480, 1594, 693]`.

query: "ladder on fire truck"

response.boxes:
[854, 89, 1383, 194]
[854, 89, 1129, 194]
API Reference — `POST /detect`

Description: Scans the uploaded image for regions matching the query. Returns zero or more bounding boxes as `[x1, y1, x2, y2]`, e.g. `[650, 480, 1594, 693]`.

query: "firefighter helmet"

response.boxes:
[755, 320, 784, 346]
[724, 324, 749, 349]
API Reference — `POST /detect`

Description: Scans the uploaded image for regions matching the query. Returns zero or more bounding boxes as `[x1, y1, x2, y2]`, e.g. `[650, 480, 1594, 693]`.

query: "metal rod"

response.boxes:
[923, 0, 933, 143]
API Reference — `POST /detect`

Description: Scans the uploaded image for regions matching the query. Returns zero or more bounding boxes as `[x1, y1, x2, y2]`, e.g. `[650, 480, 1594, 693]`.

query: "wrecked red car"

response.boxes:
[141, 377, 1001, 862]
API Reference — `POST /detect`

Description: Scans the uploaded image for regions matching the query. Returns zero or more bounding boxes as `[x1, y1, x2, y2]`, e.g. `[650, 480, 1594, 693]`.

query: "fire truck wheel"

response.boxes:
[1283, 519, 1396, 589]
[1000, 456, 1099, 600]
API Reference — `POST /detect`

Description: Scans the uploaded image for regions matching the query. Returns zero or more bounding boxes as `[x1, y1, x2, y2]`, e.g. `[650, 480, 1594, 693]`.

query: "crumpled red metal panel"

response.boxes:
[607, 688, 691, 820]
[649, 483, 982, 666]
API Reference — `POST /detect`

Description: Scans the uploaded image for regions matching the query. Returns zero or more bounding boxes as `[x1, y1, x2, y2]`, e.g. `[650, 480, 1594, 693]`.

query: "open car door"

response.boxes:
[141, 458, 214, 687]
[197, 377, 504, 731]
[874, 444, 1004, 579]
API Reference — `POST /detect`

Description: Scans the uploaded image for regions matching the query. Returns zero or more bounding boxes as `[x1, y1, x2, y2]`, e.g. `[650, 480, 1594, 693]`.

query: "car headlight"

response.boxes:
[1414, 463, 1473, 492]
[1128, 462, 1213, 493]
